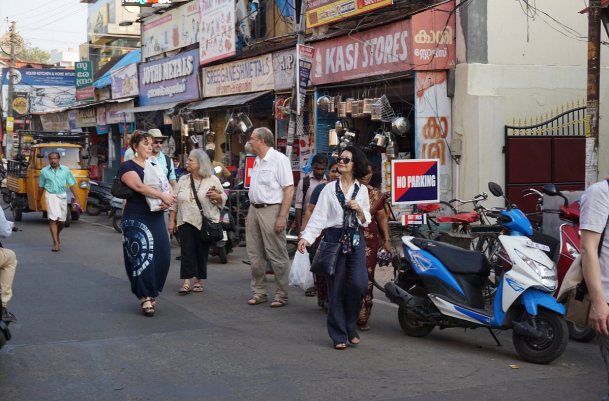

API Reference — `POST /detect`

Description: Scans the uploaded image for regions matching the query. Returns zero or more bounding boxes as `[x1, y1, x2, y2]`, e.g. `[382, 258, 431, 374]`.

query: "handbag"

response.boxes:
[111, 175, 135, 199]
[310, 239, 342, 276]
[190, 175, 223, 242]
[564, 284, 591, 327]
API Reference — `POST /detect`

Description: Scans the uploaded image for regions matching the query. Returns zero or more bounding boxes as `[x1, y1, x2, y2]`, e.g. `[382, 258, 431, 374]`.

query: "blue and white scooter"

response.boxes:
[385, 182, 568, 364]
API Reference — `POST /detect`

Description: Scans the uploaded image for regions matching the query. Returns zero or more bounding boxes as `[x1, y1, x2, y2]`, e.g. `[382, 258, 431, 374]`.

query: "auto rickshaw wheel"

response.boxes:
[3, 194, 11, 204]
[71, 211, 80, 221]
[12, 208, 22, 222]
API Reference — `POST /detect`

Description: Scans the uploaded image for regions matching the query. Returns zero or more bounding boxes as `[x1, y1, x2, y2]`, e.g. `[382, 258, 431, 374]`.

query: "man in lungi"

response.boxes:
[37, 152, 82, 252]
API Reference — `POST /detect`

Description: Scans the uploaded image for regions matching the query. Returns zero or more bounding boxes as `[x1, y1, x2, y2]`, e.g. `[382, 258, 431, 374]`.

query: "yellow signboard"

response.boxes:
[306, 0, 393, 29]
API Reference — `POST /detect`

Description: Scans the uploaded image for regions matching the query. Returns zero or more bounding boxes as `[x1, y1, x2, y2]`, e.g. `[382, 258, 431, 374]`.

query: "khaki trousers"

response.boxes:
[0, 248, 17, 308]
[246, 205, 290, 301]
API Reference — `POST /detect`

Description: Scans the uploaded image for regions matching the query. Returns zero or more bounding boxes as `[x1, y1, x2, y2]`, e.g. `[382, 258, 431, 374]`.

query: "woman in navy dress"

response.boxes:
[118, 132, 177, 317]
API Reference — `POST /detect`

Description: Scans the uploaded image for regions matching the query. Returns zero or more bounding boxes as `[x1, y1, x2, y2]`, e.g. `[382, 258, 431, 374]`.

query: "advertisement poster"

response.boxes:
[143, 1, 200, 58]
[202, 54, 273, 97]
[199, 0, 236, 65]
[40, 112, 70, 131]
[75, 61, 94, 101]
[139, 49, 200, 106]
[106, 100, 135, 124]
[244, 156, 256, 188]
[11, 92, 29, 117]
[75, 108, 97, 128]
[415, 71, 452, 201]
[97, 105, 107, 126]
[111, 63, 139, 99]
[296, 45, 315, 115]
[306, 0, 392, 29]
[1, 68, 76, 113]
[391, 159, 439, 205]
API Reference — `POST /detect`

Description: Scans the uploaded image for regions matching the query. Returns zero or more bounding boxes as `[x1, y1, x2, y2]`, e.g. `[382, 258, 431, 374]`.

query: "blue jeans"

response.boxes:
[324, 228, 368, 345]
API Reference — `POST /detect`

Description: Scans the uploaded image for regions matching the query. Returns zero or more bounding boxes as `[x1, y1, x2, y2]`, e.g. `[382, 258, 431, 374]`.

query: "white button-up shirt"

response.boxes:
[248, 147, 294, 204]
[301, 178, 371, 246]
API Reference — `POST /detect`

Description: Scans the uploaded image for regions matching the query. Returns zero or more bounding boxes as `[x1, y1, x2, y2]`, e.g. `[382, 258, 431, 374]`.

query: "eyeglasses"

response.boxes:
[153, 140, 163, 144]
[337, 157, 353, 164]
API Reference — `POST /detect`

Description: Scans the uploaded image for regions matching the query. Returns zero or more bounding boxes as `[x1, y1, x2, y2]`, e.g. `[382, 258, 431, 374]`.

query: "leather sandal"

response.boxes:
[334, 343, 346, 350]
[178, 284, 192, 295]
[140, 299, 154, 317]
[248, 295, 268, 305]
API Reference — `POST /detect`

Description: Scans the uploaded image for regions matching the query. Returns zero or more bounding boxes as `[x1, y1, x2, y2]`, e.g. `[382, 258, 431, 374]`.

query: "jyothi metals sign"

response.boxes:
[139, 48, 200, 106]
[391, 159, 439, 205]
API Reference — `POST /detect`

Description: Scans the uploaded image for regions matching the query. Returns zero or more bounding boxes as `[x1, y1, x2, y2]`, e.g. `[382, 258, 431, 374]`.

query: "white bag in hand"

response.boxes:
[144, 156, 171, 212]
[289, 251, 314, 291]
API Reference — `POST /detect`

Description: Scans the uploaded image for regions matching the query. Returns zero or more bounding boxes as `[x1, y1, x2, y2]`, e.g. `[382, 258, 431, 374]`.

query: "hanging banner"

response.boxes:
[75, 61, 94, 101]
[296, 44, 315, 115]
[143, 1, 200, 59]
[139, 48, 200, 106]
[106, 100, 135, 124]
[75, 108, 97, 128]
[202, 54, 273, 97]
[306, 0, 393, 29]
[111, 63, 139, 99]
[198, 0, 236, 65]
[40, 112, 70, 131]
[391, 159, 439, 205]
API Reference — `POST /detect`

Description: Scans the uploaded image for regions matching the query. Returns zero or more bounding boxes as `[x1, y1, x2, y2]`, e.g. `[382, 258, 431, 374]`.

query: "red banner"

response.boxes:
[244, 156, 256, 188]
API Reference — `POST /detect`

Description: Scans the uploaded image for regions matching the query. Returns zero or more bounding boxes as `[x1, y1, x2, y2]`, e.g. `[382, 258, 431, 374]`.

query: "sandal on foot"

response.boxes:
[358, 324, 371, 331]
[334, 343, 346, 350]
[248, 296, 268, 305]
[140, 299, 154, 317]
[193, 284, 203, 292]
[150, 297, 156, 307]
[348, 329, 360, 344]
[304, 287, 316, 297]
[270, 299, 288, 308]
[178, 284, 192, 295]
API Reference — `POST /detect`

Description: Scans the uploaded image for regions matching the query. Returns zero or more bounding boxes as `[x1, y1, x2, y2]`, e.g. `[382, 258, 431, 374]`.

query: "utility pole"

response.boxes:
[285, 0, 308, 159]
[585, 0, 601, 188]
[6, 21, 16, 120]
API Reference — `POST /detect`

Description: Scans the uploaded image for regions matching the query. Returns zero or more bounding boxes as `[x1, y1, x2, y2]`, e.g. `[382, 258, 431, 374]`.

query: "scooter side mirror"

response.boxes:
[488, 182, 504, 197]
[222, 181, 230, 188]
[541, 184, 560, 197]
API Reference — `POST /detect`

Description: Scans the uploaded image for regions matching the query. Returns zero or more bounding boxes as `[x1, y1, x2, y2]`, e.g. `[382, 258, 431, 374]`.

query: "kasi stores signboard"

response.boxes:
[311, 1, 455, 85]
[139, 48, 200, 106]
[391, 159, 439, 205]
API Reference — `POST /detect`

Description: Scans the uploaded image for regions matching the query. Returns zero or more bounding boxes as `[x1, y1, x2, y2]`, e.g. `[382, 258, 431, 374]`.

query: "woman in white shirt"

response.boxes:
[169, 149, 227, 294]
[298, 146, 371, 350]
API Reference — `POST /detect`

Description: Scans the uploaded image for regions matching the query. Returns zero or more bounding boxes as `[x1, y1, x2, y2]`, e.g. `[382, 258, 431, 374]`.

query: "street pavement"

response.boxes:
[0, 208, 607, 401]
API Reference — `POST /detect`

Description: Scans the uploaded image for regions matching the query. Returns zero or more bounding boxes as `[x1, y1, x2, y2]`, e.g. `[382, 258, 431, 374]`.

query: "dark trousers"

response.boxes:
[324, 228, 368, 345]
[178, 223, 211, 280]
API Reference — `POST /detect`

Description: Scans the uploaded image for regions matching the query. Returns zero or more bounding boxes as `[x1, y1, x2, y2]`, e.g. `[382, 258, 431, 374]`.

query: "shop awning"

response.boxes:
[185, 91, 272, 111]
[120, 101, 183, 114]
[94, 49, 141, 89]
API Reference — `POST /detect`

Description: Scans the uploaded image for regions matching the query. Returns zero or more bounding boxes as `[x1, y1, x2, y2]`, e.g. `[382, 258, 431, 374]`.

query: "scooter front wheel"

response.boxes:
[567, 321, 596, 343]
[512, 308, 568, 364]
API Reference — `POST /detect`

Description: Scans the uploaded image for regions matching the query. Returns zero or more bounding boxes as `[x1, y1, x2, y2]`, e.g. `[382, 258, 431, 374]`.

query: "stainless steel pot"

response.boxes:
[391, 116, 410, 135]
[338, 102, 347, 118]
[317, 94, 330, 112]
[329, 129, 339, 146]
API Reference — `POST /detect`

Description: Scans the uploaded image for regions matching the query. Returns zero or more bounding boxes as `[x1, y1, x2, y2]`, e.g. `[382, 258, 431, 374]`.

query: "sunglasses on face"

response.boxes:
[153, 140, 163, 144]
[337, 157, 353, 164]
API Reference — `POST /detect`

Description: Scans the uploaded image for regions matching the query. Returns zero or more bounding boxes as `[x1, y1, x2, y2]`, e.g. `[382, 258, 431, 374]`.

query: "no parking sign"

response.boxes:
[391, 159, 440, 205]
[244, 156, 256, 188]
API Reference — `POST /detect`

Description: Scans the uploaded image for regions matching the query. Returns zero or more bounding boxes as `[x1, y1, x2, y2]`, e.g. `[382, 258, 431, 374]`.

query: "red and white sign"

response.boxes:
[401, 214, 427, 226]
[391, 159, 439, 205]
[244, 156, 256, 188]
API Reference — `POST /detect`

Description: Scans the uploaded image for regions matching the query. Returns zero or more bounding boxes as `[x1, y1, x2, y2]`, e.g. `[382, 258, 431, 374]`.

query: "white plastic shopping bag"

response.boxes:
[144, 156, 171, 212]
[289, 251, 314, 291]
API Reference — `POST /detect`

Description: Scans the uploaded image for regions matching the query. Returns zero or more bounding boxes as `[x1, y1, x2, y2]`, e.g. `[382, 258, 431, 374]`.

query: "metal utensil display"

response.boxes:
[345, 98, 354, 114]
[363, 98, 374, 115]
[317, 94, 330, 112]
[328, 96, 335, 113]
[329, 129, 339, 146]
[386, 139, 397, 159]
[202, 117, 210, 130]
[391, 116, 410, 135]
[351, 100, 359, 117]
[338, 102, 347, 118]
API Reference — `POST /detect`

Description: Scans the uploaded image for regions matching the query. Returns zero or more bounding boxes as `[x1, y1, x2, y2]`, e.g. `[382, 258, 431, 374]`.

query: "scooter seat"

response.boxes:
[411, 238, 490, 276]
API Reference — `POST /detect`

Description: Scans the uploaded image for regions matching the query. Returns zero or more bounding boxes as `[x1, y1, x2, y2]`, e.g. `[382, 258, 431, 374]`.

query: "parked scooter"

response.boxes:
[87, 181, 113, 216]
[384, 182, 568, 364]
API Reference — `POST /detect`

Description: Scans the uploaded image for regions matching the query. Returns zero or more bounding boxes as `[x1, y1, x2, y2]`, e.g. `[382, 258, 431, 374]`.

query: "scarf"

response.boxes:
[336, 179, 360, 254]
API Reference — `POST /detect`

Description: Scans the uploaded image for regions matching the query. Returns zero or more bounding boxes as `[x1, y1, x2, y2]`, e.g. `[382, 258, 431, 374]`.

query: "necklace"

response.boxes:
[191, 175, 204, 200]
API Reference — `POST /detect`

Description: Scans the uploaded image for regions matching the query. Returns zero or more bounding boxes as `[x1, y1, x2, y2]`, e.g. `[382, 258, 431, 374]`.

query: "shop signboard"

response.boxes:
[11, 92, 29, 117]
[202, 54, 273, 97]
[272, 50, 296, 91]
[75, 61, 94, 101]
[142, 1, 199, 59]
[106, 100, 135, 124]
[296, 45, 315, 115]
[311, 1, 455, 85]
[139, 49, 200, 106]
[97, 105, 107, 126]
[111, 63, 139, 99]
[390, 159, 439, 205]
[40, 112, 70, 131]
[75, 108, 97, 128]
[244, 156, 256, 188]
[1, 68, 76, 113]
[306, 0, 392, 29]
[198, 0, 236, 65]
[96, 125, 111, 135]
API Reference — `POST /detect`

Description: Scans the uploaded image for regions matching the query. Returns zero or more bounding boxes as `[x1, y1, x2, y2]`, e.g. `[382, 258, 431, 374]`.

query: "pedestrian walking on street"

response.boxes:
[295, 153, 328, 297]
[579, 178, 609, 400]
[300, 161, 340, 312]
[0, 206, 17, 323]
[246, 127, 294, 308]
[168, 149, 226, 295]
[37, 152, 82, 252]
[118, 132, 176, 317]
[356, 164, 391, 332]
[298, 147, 371, 350]
[149, 128, 177, 191]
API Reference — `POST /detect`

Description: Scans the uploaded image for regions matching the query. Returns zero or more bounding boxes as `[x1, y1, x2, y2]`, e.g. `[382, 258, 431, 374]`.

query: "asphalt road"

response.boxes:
[0, 208, 607, 401]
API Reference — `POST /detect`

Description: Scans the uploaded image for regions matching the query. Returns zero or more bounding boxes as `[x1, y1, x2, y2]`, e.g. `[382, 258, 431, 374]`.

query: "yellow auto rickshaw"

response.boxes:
[5, 131, 90, 226]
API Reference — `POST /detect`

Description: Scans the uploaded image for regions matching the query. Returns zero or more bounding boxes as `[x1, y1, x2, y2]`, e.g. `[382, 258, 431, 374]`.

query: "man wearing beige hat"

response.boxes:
[149, 128, 177, 191]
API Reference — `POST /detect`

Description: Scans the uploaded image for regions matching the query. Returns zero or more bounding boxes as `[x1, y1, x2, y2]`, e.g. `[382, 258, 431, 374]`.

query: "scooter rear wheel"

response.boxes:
[113, 215, 122, 234]
[512, 308, 568, 364]
[397, 287, 434, 337]
[86, 203, 103, 216]
[567, 321, 596, 343]
[218, 246, 228, 264]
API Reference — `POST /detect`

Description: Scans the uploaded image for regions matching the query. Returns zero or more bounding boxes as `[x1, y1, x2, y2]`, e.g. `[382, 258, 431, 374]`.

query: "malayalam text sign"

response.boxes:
[306, 0, 393, 29]
[391, 159, 439, 205]
[75, 61, 94, 101]
[244, 156, 256, 188]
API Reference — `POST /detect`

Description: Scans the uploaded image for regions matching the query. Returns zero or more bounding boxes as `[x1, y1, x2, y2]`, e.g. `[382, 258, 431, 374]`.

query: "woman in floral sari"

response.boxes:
[357, 165, 391, 331]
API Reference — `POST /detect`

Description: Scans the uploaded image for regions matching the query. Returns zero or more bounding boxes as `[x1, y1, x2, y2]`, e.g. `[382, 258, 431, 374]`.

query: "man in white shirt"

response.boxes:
[0, 206, 17, 323]
[580, 178, 609, 400]
[246, 127, 294, 307]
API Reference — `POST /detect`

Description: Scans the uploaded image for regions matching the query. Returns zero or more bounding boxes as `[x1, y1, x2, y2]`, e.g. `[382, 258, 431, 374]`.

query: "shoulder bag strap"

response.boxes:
[190, 174, 206, 221]
[164, 154, 172, 179]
